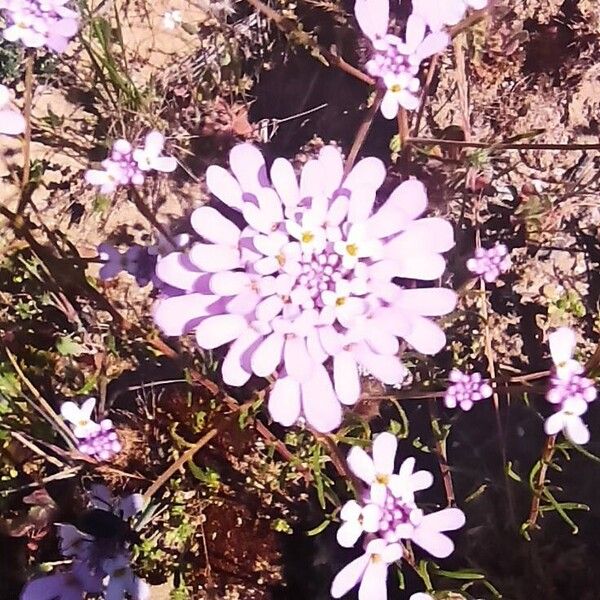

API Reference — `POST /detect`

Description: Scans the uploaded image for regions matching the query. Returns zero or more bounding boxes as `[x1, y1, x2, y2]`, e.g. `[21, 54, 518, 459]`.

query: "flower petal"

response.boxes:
[191, 206, 241, 245]
[334, 351, 361, 406]
[354, 0, 389, 41]
[385, 218, 455, 255]
[206, 165, 244, 210]
[330, 552, 370, 599]
[301, 363, 342, 432]
[347, 446, 376, 484]
[403, 315, 447, 354]
[153, 294, 220, 336]
[195, 314, 248, 349]
[358, 559, 388, 600]
[222, 328, 262, 386]
[372, 432, 397, 475]
[392, 288, 457, 316]
[549, 327, 576, 368]
[269, 376, 301, 426]
[271, 157, 300, 209]
[336, 521, 363, 548]
[251, 332, 285, 376]
[230, 143, 266, 192]
[189, 243, 240, 272]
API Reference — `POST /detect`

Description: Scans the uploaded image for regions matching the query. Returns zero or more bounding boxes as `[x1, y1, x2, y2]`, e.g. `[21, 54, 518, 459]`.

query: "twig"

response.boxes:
[9, 431, 66, 468]
[412, 55, 439, 137]
[407, 137, 600, 151]
[344, 88, 385, 175]
[526, 434, 557, 531]
[5, 348, 77, 448]
[143, 428, 218, 500]
[0, 466, 80, 496]
[428, 400, 455, 507]
[17, 51, 35, 214]
[243, 0, 374, 86]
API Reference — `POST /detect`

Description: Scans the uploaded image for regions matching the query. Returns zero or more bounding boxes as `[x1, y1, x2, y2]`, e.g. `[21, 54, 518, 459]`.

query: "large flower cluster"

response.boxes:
[0, 0, 79, 52]
[0, 84, 26, 135]
[21, 485, 149, 600]
[332, 433, 465, 600]
[544, 327, 597, 445]
[85, 131, 177, 194]
[61, 398, 122, 462]
[153, 143, 456, 432]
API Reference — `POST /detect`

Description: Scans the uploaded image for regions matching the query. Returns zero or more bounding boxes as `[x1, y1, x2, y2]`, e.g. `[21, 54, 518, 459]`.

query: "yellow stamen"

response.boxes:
[346, 243, 358, 257]
[376, 473, 389, 485]
[389, 83, 402, 93]
[301, 231, 314, 244]
[335, 297, 346, 307]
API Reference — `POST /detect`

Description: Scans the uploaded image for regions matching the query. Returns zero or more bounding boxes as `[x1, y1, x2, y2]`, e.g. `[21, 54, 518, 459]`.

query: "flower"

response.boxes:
[337, 500, 382, 547]
[0, 0, 79, 52]
[347, 432, 433, 504]
[544, 327, 596, 445]
[60, 397, 99, 438]
[20, 561, 103, 600]
[0, 84, 26, 135]
[85, 132, 175, 193]
[466, 243, 511, 283]
[545, 396, 590, 445]
[354, 0, 450, 118]
[162, 9, 182, 30]
[104, 554, 150, 600]
[153, 144, 456, 433]
[60, 398, 122, 461]
[132, 131, 177, 173]
[331, 537, 403, 600]
[443, 369, 493, 411]
[548, 326, 585, 382]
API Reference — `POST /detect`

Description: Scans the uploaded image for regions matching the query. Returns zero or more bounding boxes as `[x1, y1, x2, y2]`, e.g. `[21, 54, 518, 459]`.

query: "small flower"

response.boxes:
[444, 369, 493, 411]
[132, 131, 177, 173]
[103, 554, 150, 600]
[0, 84, 26, 135]
[337, 500, 382, 547]
[544, 397, 590, 445]
[347, 432, 433, 505]
[60, 398, 99, 438]
[466, 243, 511, 283]
[161, 9, 182, 30]
[98, 244, 125, 280]
[548, 327, 585, 381]
[77, 419, 122, 462]
[331, 537, 403, 600]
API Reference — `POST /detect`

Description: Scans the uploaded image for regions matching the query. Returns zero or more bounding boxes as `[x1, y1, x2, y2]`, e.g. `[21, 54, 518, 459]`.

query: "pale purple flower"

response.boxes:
[337, 500, 382, 547]
[153, 144, 456, 432]
[354, 0, 449, 118]
[98, 243, 125, 280]
[410, 595, 434, 600]
[548, 327, 586, 382]
[331, 537, 403, 600]
[162, 9, 182, 30]
[466, 243, 511, 283]
[347, 432, 433, 505]
[60, 397, 99, 438]
[56, 523, 94, 559]
[412, 0, 488, 32]
[132, 131, 177, 173]
[61, 398, 121, 461]
[20, 560, 103, 600]
[104, 554, 150, 600]
[85, 132, 175, 193]
[1, 0, 79, 52]
[443, 369, 493, 410]
[0, 84, 26, 135]
[545, 396, 590, 445]
[544, 327, 596, 445]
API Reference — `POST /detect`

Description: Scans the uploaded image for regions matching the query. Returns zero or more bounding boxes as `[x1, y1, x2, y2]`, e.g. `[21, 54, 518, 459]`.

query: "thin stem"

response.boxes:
[344, 88, 385, 175]
[17, 52, 35, 214]
[412, 55, 438, 137]
[428, 399, 455, 507]
[407, 137, 600, 151]
[526, 435, 557, 531]
[128, 187, 176, 248]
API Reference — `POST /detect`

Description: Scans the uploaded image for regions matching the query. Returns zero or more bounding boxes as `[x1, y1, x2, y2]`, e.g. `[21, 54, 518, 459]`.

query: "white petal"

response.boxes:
[330, 553, 370, 599]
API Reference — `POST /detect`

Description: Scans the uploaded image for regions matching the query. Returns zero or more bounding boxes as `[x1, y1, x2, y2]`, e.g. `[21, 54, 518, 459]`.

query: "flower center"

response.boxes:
[346, 243, 358, 257]
[301, 231, 314, 244]
[390, 83, 402, 93]
[335, 297, 346, 307]
[376, 473, 389, 485]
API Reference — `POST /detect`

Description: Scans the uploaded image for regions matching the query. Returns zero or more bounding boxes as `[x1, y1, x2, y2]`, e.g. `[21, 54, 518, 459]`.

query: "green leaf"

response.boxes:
[306, 519, 330, 536]
[56, 335, 87, 357]
[434, 568, 485, 580]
